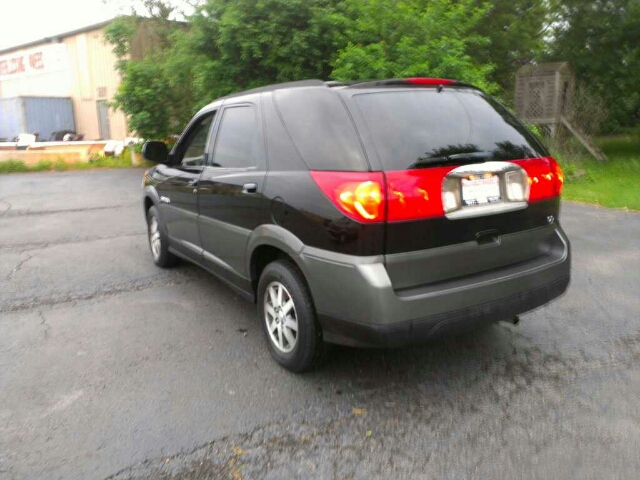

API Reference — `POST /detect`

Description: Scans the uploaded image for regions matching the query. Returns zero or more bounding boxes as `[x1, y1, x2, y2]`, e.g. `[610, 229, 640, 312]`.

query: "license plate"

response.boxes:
[461, 175, 501, 206]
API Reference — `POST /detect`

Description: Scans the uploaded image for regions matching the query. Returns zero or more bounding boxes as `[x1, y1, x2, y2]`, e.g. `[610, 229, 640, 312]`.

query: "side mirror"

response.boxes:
[142, 141, 169, 163]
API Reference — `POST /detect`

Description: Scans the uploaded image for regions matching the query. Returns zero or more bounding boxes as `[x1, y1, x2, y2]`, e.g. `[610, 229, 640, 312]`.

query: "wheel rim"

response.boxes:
[148, 216, 161, 260]
[264, 281, 298, 353]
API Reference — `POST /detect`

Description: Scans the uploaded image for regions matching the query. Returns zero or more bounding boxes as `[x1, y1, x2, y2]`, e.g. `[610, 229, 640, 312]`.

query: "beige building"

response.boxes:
[0, 20, 129, 140]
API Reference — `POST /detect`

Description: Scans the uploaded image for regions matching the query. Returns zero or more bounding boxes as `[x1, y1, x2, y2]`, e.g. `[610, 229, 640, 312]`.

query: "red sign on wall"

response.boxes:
[0, 44, 67, 80]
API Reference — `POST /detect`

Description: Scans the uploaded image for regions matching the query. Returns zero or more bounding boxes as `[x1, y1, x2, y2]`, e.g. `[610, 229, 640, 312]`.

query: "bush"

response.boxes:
[32, 160, 53, 171]
[53, 159, 69, 171]
[121, 146, 133, 163]
[0, 160, 28, 173]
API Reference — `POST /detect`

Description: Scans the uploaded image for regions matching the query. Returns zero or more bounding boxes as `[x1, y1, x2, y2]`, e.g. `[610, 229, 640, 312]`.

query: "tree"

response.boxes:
[331, 0, 496, 91]
[105, 1, 190, 139]
[547, 0, 640, 131]
[113, 59, 173, 139]
[169, 0, 348, 105]
[106, 0, 348, 138]
[468, 0, 549, 101]
[110, 0, 640, 139]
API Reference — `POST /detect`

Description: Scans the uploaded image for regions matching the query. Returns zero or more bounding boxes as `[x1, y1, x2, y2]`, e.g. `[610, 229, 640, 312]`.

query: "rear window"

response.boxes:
[353, 89, 547, 171]
[274, 88, 368, 171]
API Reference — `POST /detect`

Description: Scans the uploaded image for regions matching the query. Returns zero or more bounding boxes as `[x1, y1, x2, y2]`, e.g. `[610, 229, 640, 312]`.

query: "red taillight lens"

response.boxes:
[552, 159, 565, 195]
[310, 171, 385, 223]
[512, 157, 564, 202]
[385, 167, 455, 221]
[312, 167, 459, 223]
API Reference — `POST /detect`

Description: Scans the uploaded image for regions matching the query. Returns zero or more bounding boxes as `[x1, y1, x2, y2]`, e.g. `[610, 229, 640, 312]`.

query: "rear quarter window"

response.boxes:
[213, 105, 261, 168]
[274, 88, 368, 171]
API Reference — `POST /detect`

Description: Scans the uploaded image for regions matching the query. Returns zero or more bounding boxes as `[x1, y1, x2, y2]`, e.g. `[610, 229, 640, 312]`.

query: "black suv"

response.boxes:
[141, 78, 571, 372]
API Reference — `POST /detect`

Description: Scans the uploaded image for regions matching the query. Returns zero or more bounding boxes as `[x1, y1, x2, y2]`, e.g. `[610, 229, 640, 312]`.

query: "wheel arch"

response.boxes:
[143, 196, 154, 214]
[246, 225, 309, 302]
[143, 186, 162, 217]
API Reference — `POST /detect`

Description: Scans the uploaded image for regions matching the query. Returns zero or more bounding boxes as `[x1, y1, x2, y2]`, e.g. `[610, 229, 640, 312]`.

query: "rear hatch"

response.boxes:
[344, 84, 564, 291]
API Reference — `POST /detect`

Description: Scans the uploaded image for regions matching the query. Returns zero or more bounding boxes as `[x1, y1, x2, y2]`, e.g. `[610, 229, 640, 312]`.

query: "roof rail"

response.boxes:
[324, 80, 362, 87]
[220, 79, 326, 100]
[217, 77, 481, 103]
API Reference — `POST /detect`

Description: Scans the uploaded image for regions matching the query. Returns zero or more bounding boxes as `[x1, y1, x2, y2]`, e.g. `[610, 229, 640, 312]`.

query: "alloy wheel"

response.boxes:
[148, 216, 161, 260]
[264, 281, 298, 353]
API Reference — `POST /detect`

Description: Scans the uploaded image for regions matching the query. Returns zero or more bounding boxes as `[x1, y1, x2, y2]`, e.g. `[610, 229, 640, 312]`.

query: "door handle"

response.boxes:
[242, 183, 258, 194]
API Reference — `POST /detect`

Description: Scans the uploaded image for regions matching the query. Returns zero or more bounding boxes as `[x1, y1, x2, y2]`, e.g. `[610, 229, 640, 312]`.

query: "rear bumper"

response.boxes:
[297, 226, 571, 348]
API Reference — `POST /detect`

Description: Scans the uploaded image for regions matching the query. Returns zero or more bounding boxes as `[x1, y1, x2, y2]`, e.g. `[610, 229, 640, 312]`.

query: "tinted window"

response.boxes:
[353, 89, 547, 170]
[180, 112, 215, 166]
[262, 93, 305, 171]
[274, 88, 368, 171]
[213, 105, 260, 168]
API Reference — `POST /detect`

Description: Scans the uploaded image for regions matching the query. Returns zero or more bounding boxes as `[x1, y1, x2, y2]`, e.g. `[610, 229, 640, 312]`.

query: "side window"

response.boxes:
[179, 112, 215, 166]
[212, 105, 259, 168]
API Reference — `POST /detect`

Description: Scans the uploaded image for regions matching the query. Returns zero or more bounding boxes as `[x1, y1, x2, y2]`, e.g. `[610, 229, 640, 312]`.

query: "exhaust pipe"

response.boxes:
[503, 315, 520, 326]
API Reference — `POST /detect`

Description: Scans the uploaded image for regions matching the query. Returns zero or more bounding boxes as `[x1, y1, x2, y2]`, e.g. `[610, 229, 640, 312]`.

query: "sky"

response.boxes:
[0, 0, 192, 50]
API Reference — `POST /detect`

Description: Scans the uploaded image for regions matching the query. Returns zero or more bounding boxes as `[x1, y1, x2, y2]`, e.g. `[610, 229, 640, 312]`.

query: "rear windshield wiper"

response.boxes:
[409, 151, 493, 169]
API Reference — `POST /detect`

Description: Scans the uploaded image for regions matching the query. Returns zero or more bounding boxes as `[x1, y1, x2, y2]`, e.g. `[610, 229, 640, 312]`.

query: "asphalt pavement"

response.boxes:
[0, 169, 639, 479]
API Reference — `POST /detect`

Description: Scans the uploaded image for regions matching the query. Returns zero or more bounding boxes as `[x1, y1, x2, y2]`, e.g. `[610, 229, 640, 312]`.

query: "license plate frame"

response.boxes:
[461, 175, 501, 207]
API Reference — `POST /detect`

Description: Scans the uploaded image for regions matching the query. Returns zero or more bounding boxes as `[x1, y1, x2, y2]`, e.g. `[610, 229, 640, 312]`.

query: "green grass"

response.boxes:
[557, 133, 640, 211]
[0, 152, 153, 174]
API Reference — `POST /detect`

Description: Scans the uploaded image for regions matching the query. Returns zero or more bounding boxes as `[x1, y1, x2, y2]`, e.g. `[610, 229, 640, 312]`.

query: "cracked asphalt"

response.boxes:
[1, 169, 639, 480]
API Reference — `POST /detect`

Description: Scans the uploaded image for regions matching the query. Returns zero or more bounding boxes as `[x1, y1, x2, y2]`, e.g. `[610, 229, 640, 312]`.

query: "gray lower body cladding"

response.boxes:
[317, 275, 569, 347]
[297, 226, 571, 348]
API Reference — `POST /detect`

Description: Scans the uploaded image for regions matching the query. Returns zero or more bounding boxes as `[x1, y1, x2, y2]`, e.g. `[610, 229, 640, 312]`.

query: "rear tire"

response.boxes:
[257, 259, 329, 372]
[146, 205, 178, 268]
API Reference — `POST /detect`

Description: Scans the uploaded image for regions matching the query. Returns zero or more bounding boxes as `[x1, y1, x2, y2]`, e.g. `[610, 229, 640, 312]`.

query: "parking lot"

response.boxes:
[1, 168, 639, 479]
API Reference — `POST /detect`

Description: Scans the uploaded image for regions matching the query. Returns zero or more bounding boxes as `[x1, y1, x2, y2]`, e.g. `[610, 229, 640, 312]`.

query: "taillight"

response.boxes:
[512, 157, 564, 202]
[385, 167, 455, 221]
[310, 171, 385, 223]
[312, 157, 562, 225]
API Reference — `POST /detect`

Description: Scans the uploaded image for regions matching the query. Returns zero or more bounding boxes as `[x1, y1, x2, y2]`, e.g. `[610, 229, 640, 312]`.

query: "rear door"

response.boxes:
[198, 102, 268, 288]
[156, 111, 216, 260]
[345, 87, 560, 290]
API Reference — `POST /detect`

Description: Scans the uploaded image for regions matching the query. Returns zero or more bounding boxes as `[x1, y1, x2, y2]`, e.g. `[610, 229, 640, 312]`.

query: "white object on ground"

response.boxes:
[103, 140, 124, 156]
[17, 133, 36, 148]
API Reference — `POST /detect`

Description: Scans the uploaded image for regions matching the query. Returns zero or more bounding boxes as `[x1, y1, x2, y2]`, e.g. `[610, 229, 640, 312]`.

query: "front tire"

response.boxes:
[257, 260, 329, 372]
[146, 205, 177, 268]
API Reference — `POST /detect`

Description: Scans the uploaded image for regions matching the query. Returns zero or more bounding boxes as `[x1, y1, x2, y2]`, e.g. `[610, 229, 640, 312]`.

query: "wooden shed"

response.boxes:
[515, 62, 575, 126]
[514, 62, 605, 161]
